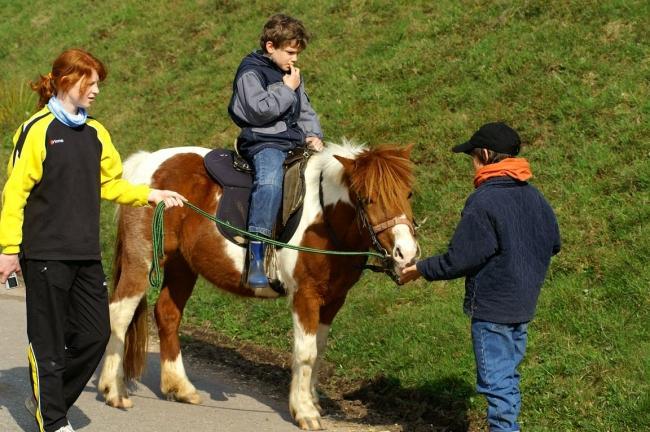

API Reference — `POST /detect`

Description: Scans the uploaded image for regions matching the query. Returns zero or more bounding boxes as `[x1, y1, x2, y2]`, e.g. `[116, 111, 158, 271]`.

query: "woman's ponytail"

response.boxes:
[31, 72, 56, 109]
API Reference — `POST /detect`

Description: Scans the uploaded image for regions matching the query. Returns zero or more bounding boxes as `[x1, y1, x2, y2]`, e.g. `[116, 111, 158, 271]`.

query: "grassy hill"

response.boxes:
[1, 1, 648, 430]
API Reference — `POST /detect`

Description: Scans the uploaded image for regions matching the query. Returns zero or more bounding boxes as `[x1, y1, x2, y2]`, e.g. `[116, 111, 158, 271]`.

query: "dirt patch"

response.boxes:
[179, 325, 485, 432]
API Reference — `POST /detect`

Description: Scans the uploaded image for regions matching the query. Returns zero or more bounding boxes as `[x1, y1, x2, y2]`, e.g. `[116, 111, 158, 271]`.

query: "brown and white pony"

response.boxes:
[98, 140, 418, 430]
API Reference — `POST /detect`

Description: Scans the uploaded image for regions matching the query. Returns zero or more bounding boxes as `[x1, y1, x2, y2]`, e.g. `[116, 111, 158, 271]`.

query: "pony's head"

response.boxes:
[334, 144, 418, 274]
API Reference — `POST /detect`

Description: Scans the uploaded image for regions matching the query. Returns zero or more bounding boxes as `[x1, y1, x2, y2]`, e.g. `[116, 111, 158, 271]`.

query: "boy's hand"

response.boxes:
[0, 253, 21, 284]
[283, 65, 301, 90]
[306, 136, 324, 152]
[148, 189, 186, 209]
[399, 264, 422, 285]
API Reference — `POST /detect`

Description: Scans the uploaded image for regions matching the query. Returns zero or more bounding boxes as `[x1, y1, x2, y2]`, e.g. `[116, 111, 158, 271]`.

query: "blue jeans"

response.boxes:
[471, 319, 528, 432]
[247, 148, 286, 237]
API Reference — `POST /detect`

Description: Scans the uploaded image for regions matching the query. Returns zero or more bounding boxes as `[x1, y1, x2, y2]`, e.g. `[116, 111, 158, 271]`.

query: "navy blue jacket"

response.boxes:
[416, 176, 561, 324]
[228, 51, 322, 159]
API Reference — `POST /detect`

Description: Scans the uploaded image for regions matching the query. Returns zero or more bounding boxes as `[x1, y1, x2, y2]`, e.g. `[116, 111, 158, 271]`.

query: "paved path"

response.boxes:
[0, 282, 355, 432]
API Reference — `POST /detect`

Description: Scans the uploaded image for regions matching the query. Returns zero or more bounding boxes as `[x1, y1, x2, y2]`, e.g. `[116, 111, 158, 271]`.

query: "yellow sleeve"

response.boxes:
[91, 120, 151, 206]
[0, 122, 47, 254]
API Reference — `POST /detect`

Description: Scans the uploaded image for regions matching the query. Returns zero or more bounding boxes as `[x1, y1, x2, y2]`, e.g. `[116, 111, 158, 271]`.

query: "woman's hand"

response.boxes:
[0, 253, 21, 284]
[148, 189, 186, 209]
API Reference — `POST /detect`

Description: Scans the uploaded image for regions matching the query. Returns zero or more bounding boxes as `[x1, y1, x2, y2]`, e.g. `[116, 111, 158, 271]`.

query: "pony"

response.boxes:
[98, 140, 418, 430]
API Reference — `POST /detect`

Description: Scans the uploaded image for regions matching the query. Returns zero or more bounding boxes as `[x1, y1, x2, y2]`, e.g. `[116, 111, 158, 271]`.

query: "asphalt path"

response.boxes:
[0, 281, 366, 432]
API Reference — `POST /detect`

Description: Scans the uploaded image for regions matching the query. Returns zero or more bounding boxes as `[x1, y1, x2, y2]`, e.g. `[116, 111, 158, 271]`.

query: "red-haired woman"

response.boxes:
[0, 48, 185, 432]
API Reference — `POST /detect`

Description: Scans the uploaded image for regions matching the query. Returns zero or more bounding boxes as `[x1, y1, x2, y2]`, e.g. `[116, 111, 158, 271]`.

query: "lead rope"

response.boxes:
[148, 201, 388, 290]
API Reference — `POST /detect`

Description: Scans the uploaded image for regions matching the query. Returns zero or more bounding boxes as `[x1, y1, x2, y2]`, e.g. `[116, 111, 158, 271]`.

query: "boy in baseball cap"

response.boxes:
[400, 122, 561, 432]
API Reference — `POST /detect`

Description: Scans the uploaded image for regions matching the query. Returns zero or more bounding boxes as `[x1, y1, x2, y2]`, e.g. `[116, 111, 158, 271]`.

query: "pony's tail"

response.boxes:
[123, 296, 148, 381]
[112, 209, 149, 381]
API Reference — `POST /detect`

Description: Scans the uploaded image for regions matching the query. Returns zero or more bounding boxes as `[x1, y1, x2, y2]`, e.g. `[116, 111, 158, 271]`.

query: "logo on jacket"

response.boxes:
[48, 138, 64, 145]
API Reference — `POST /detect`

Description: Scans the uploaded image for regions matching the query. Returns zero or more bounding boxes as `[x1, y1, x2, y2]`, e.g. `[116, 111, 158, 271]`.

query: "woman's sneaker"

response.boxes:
[25, 399, 75, 432]
[24, 396, 37, 416]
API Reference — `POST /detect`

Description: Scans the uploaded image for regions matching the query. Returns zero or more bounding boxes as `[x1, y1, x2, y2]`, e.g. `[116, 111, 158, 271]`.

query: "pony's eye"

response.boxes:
[407, 192, 413, 199]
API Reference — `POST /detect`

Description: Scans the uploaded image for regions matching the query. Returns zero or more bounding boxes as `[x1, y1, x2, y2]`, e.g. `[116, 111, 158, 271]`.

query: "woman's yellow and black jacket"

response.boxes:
[0, 106, 151, 260]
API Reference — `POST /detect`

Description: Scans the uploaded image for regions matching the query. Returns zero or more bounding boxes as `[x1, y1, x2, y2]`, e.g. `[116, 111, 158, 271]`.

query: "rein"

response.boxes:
[148, 200, 388, 290]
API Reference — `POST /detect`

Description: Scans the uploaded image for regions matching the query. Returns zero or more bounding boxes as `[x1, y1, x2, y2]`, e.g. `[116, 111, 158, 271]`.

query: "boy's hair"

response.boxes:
[471, 148, 512, 165]
[260, 14, 309, 52]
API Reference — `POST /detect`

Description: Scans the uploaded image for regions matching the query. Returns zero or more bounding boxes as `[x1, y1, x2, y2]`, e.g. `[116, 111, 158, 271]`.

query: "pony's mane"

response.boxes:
[349, 145, 415, 213]
[317, 138, 366, 172]
[312, 139, 414, 214]
[311, 138, 366, 189]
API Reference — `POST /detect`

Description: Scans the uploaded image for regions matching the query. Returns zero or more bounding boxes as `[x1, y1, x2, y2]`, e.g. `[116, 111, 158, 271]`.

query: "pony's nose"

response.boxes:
[392, 241, 417, 266]
[391, 222, 418, 266]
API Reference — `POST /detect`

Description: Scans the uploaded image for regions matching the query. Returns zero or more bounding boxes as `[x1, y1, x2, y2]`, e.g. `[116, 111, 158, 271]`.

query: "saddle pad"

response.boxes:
[203, 149, 306, 248]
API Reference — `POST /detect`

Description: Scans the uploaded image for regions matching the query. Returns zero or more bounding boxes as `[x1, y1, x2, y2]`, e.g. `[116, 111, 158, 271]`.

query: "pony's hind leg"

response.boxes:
[155, 253, 201, 404]
[99, 209, 152, 409]
[98, 281, 149, 408]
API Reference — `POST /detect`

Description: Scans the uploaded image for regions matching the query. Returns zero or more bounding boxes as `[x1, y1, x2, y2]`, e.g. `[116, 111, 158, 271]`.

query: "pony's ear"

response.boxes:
[334, 155, 356, 174]
[402, 143, 415, 159]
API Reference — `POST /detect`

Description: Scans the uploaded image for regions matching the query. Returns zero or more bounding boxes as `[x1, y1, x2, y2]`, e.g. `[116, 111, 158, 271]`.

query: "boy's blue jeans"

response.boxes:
[248, 148, 286, 237]
[471, 319, 529, 432]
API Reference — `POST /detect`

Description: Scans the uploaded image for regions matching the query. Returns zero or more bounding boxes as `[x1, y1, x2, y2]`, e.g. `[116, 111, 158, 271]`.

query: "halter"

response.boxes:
[318, 173, 413, 284]
[355, 199, 416, 284]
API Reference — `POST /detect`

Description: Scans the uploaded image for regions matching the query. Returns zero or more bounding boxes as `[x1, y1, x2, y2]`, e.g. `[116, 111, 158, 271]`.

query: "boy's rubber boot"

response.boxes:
[247, 240, 269, 289]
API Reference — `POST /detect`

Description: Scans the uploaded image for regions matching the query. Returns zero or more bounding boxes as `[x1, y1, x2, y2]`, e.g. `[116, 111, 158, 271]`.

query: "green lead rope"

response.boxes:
[148, 201, 387, 290]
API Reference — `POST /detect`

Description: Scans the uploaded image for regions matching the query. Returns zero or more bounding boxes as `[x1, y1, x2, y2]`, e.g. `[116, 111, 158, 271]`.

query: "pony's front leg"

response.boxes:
[310, 323, 330, 414]
[310, 297, 345, 413]
[290, 294, 323, 430]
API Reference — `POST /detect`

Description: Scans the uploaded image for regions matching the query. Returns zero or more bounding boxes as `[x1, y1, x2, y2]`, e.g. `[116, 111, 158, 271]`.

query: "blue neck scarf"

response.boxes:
[47, 96, 88, 127]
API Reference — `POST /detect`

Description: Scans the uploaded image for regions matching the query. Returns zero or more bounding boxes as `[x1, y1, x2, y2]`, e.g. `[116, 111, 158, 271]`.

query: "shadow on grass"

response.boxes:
[179, 329, 474, 431]
[335, 375, 474, 432]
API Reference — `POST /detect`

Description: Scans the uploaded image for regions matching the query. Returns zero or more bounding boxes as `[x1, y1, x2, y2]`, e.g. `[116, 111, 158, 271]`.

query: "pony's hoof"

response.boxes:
[297, 417, 323, 430]
[106, 396, 133, 409]
[174, 391, 202, 405]
[181, 392, 201, 405]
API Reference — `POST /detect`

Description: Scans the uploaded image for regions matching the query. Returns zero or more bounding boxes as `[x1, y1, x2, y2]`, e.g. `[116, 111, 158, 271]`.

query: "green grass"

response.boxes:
[1, 1, 648, 430]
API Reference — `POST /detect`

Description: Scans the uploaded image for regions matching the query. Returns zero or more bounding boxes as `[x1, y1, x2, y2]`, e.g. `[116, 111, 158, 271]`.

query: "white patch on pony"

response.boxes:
[276, 140, 366, 295]
[122, 146, 211, 185]
[99, 295, 144, 402]
[290, 313, 320, 421]
[391, 214, 418, 269]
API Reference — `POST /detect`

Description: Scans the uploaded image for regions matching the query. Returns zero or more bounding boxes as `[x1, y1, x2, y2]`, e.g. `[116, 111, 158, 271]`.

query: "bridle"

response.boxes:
[355, 199, 415, 284]
[355, 198, 414, 254]
[318, 173, 415, 284]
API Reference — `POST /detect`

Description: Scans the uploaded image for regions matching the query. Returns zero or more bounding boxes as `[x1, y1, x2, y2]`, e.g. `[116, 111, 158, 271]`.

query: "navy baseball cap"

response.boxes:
[452, 122, 521, 155]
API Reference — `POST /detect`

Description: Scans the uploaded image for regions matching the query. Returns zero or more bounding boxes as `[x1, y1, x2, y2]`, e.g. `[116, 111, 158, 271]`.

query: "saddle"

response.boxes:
[203, 148, 310, 248]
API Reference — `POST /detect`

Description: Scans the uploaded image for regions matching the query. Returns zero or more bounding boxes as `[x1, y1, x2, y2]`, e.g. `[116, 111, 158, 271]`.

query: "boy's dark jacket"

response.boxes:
[228, 51, 321, 159]
[416, 176, 561, 323]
